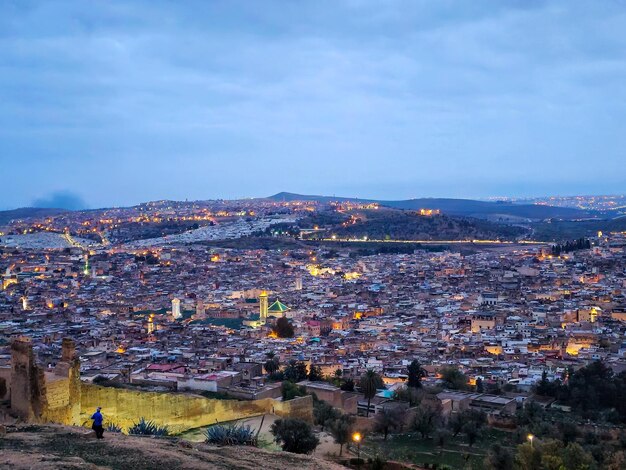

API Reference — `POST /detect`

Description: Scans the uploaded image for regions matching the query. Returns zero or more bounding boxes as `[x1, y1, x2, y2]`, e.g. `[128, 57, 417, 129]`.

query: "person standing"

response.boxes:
[91, 407, 104, 439]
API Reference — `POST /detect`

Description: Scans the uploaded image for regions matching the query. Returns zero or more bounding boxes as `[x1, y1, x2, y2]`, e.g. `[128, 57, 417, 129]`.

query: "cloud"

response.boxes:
[1, 1, 626, 206]
[32, 190, 87, 210]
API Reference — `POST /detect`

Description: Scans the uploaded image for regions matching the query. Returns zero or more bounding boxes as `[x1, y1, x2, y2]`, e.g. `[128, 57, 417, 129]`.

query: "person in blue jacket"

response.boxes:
[91, 407, 104, 438]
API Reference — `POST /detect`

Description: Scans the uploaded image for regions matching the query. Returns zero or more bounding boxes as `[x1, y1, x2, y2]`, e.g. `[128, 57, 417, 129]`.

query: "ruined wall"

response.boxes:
[10, 337, 46, 421]
[80, 384, 313, 433]
[10, 337, 81, 425]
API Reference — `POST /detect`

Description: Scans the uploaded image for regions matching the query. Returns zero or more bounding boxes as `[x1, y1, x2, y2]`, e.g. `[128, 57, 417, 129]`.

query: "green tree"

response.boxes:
[283, 360, 308, 382]
[394, 386, 423, 407]
[340, 378, 355, 392]
[561, 443, 594, 470]
[264, 356, 280, 375]
[412, 401, 442, 439]
[272, 316, 295, 338]
[308, 365, 323, 382]
[329, 413, 355, 456]
[373, 406, 406, 440]
[514, 441, 541, 470]
[359, 370, 384, 417]
[270, 418, 319, 454]
[484, 443, 513, 470]
[463, 421, 482, 447]
[407, 360, 426, 389]
[281, 381, 307, 401]
[313, 400, 339, 432]
[439, 366, 468, 390]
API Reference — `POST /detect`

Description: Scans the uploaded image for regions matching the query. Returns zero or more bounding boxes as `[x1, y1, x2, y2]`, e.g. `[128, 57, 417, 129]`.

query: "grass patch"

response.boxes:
[363, 429, 516, 470]
[41, 433, 183, 470]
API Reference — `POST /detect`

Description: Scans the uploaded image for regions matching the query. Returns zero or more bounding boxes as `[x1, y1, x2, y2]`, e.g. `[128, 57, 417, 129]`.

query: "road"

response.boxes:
[317, 237, 547, 245]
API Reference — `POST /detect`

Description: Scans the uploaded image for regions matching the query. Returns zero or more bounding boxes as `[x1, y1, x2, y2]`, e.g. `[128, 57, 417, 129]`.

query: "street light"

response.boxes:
[352, 432, 362, 464]
[528, 434, 534, 448]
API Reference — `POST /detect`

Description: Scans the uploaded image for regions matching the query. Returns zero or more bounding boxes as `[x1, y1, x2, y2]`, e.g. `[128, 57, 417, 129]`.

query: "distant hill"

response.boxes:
[0, 207, 68, 226]
[267, 192, 594, 221]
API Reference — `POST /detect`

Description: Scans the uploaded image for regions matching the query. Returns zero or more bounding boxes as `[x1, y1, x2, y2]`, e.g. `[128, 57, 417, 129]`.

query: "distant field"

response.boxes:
[531, 218, 626, 241]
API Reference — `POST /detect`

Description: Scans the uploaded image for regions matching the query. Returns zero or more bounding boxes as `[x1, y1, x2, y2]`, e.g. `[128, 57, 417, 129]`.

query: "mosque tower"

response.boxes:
[172, 298, 181, 319]
[259, 291, 269, 324]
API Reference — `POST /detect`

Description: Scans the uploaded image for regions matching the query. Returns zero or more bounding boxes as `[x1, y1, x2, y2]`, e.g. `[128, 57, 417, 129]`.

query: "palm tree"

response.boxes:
[359, 369, 384, 417]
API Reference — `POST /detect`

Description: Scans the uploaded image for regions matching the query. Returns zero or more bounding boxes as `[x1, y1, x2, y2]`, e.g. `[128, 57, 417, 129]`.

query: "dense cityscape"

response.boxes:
[1, 194, 626, 469]
[3, 1, 626, 469]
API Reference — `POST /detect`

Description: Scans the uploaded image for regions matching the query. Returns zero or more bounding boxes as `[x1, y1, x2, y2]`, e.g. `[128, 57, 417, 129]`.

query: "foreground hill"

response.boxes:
[0, 424, 345, 470]
[267, 192, 594, 221]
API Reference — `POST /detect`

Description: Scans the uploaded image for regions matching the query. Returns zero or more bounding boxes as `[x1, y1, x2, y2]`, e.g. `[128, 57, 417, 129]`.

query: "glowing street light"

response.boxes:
[528, 434, 534, 448]
[352, 432, 362, 465]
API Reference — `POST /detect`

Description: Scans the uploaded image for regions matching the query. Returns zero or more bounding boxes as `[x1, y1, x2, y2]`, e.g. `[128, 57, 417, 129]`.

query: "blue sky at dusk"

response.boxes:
[1, 0, 625, 209]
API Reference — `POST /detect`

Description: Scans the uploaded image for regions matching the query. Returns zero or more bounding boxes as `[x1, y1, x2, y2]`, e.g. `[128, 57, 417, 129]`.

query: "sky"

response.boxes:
[1, 0, 626, 210]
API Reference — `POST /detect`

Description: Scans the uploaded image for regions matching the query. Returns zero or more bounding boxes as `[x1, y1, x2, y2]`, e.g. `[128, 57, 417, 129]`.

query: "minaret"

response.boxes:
[22, 296, 28, 310]
[172, 298, 181, 319]
[147, 314, 156, 334]
[259, 291, 268, 324]
[295, 275, 303, 291]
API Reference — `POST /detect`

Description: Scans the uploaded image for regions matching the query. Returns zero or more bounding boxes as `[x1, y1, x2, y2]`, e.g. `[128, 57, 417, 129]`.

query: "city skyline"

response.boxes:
[2, 0, 626, 209]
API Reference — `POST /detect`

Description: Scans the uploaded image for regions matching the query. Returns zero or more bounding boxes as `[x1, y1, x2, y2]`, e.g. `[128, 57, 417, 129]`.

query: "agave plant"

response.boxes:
[105, 422, 123, 433]
[128, 417, 170, 436]
[204, 422, 258, 446]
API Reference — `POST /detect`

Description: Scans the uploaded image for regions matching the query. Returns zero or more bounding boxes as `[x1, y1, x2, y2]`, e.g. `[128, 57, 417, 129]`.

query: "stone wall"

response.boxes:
[80, 384, 313, 433]
[9, 337, 81, 425]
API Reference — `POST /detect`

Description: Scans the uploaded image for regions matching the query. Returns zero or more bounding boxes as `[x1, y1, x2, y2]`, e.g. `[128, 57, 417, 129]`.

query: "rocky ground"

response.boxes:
[0, 424, 346, 470]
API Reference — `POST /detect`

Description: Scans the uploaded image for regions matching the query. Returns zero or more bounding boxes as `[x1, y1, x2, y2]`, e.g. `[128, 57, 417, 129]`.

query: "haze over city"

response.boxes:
[2, 0, 626, 209]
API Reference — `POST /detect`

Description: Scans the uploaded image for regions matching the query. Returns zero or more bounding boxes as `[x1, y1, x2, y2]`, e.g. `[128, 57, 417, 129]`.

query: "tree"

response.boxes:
[448, 409, 485, 438]
[433, 427, 452, 448]
[340, 378, 355, 392]
[439, 366, 468, 390]
[407, 360, 426, 389]
[283, 360, 308, 382]
[272, 316, 295, 338]
[561, 443, 594, 470]
[270, 418, 319, 454]
[264, 356, 280, 375]
[484, 444, 513, 470]
[359, 369, 384, 417]
[607, 451, 626, 470]
[281, 381, 307, 401]
[308, 365, 323, 382]
[329, 414, 355, 456]
[394, 386, 423, 407]
[412, 401, 442, 439]
[373, 406, 406, 440]
[313, 400, 339, 432]
[448, 412, 466, 437]
[463, 421, 482, 447]
[515, 441, 542, 470]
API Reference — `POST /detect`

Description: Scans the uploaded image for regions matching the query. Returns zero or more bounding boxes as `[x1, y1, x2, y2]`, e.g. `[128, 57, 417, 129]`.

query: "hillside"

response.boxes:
[297, 208, 527, 241]
[0, 207, 68, 226]
[0, 424, 345, 470]
[267, 192, 594, 221]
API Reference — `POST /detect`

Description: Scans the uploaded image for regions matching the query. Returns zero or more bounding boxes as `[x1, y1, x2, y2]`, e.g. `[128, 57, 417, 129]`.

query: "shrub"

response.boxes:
[128, 417, 170, 436]
[105, 422, 123, 433]
[204, 423, 258, 446]
[270, 418, 319, 454]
